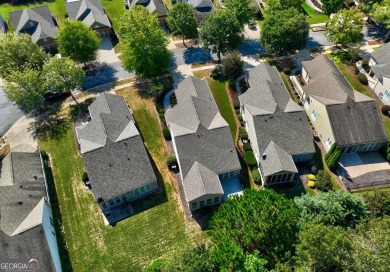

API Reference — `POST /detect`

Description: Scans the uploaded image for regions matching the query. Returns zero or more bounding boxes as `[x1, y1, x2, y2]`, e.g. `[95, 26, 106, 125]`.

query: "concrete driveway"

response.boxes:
[0, 86, 23, 135]
[97, 38, 120, 64]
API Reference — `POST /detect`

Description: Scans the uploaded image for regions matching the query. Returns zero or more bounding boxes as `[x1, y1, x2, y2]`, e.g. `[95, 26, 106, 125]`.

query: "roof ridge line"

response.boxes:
[195, 161, 207, 194]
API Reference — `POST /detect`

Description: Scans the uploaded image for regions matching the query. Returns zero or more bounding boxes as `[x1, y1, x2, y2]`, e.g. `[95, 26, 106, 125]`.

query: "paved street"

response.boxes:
[0, 87, 23, 135]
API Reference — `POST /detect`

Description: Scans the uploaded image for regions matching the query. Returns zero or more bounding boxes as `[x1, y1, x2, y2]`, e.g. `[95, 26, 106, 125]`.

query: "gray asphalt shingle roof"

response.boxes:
[0, 152, 55, 272]
[371, 42, 390, 65]
[187, 0, 213, 12]
[166, 76, 241, 201]
[129, 0, 168, 17]
[302, 55, 387, 145]
[239, 63, 314, 176]
[9, 6, 58, 43]
[76, 93, 156, 201]
[66, 0, 111, 29]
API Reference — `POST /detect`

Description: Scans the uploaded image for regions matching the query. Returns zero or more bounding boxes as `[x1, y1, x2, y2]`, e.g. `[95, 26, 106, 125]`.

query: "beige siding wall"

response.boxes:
[264, 170, 295, 185]
[302, 67, 309, 84]
[306, 96, 335, 151]
[242, 105, 260, 162]
[189, 193, 222, 212]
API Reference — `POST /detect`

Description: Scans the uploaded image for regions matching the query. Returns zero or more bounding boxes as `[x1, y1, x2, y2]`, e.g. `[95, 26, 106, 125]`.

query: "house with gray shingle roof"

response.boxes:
[186, 0, 214, 21]
[239, 63, 315, 186]
[0, 151, 62, 272]
[301, 55, 387, 153]
[66, 0, 112, 37]
[368, 43, 390, 105]
[75, 93, 157, 224]
[9, 6, 58, 52]
[127, 0, 168, 23]
[165, 76, 241, 212]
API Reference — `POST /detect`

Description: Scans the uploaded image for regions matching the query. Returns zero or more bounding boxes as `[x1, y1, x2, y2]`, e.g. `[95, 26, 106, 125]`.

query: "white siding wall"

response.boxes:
[242, 105, 260, 161]
[188, 193, 222, 212]
[302, 68, 310, 84]
[306, 96, 336, 151]
[42, 202, 62, 272]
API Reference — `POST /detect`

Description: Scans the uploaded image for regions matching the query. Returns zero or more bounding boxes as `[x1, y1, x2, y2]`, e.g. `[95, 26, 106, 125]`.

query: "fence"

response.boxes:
[345, 179, 390, 191]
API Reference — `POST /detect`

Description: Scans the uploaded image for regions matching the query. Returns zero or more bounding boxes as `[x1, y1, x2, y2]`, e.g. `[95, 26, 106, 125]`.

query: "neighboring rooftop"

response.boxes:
[302, 55, 387, 146]
[0, 151, 55, 272]
[370, 43, 390, 81]
[239, 63, 315, 177]
[187, 0, 213, 12]
[66, 0, 111, 29]
[75, 93, 156, 201]
[166, 76, 240, 201]
[9, 6, 58, 43]
[128, 0, 168, 17]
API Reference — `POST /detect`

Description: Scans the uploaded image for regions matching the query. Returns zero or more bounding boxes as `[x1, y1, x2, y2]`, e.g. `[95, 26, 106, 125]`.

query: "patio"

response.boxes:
[220, 177, 244, 200]
[102, 201, 134, 226]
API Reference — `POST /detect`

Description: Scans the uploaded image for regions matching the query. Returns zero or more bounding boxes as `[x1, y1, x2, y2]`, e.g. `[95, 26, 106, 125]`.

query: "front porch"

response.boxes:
[102, 201, 134, 226]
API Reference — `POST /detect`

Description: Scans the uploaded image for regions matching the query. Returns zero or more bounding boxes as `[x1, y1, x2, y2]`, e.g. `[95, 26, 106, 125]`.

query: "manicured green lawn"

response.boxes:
[38, 87, 200, 271]
[353, 186, 390, 195]
[301, 2, 329, 25]
[207, 79, 237, 139]
[0, 0, 66, 30]
[101, 0, 125, 33]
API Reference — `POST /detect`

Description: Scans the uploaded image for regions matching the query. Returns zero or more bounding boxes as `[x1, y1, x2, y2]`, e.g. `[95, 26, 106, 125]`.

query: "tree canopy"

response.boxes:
[224, 0, 253, 27]
[260, 8, 309, 55]
[166, 3, 198, 46]
[119, 6, 171, 78]
[263, 0, 304, 11]
[199, 10, 243, 61]
[4, 69, 47, 112]
[43, 57, 85, 102]
[57, 20, 100, 64]
[322, 0, 345, 16]
[325, 8, 364, 47]
[0, 33, 47, 79]
[221, 50, 244, 80]
[209, 189, 299, 268]
[294, 190, 369, 228]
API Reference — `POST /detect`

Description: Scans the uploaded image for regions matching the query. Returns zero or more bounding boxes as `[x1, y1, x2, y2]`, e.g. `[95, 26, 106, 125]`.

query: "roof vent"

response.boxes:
[19, 185, 23, 188]
[347, 106, 350, 109]
[3, 243, 8, 247]
[18, 201, 23, 205]
[29, 194, 32, 197]
[33, 175, 37, 180]
[262, 154, 266, 160]
[109, 164, 112, 167]
[97, 197, 104, 203]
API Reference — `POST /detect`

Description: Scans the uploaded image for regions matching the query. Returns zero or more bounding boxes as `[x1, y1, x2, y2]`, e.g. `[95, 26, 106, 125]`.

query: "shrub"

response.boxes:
[308, 174, 316, 181]
[357, 73, 368, 85]
[235, 109, 240, 114]
[221, 51, 244, 80]
[41, 151, 48, 161]
[243, 142, 252, 151]
[147, 79, 171, 100]
[82, 172, 89, 182]
[325, 143, 337, 161]
[308, 180, 315, 188]
[166, 155, 177, 167]
[244, 151, 257, 167]
[354, 68, 359, 75]
[162, 127, 171, 140]
[381, 105, 390, 116]
[233, 98, 240, 109]
[145, 259, 167, 272]
[283, 67, 291, 75]
[239, 128, 248, 139]
[252, 168, 262, 184]
[362, 59, 369, 68]
[238, 114, 243, 122]
[211, 68, 221, 79]
[297, 100, 303, 106]
[327, 148, 342, 172]
[315, 170, 332, 192]
[228, 79, 236, 90]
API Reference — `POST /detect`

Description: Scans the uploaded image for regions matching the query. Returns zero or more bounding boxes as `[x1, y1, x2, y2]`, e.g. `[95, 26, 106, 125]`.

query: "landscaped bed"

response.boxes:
[38, 86, 207, 271]
[301, 2, 329, 25]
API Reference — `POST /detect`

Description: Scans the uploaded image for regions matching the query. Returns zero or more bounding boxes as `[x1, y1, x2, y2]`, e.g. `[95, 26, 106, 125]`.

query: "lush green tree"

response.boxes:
[359, 0, 383, 13]
[119, 6, 171, 78]
[43, 57, 85, 103]
[372, 0, 390, 40]
[209, 189, 299, 268]
[260, 8, 309, 55]
[294, 224, 354, 271]
[57, 20, 100, 64]
[362, 190, 390, 218]
[221, 50, 244, 80]
[294, 190, 369, 228]
[144, 259, 167, 272]
[322, 0, 345, 16]
[212, 240, 246, 271]
[350, 216, 390, 271]
[200, 10, 243, 61]
[166, 3, 198, 47]
[315, 170, 332, 192]
[325, 8, 364, 47]
[0, 33, 47, 78]
[4, 69, 47, 112]
[161, 244, 215, 272]
[263, 0, 304, 11]
[244, 250, 268, 272]
[224, 0, 253, 27]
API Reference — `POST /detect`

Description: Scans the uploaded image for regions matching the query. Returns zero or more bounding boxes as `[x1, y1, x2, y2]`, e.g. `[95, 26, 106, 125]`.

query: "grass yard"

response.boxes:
[382, 116, 390, 139]
[38, 86, 203, 271]
[0, 0, 66, 30]
[206, 79, 237, 139]
[101, 0, 125, 33]
[301, 2, 329, 25]
[353, 186, 390, 195]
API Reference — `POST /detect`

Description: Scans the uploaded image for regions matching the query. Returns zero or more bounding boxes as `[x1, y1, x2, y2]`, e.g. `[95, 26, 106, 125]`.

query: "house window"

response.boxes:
[145, 184, 151, 191]
[304, 98, 310, 109]
[200, 201, 204, 207]
[286, 173, 292, 181]
[271, 175, 277, 183]
[192, 202, 197, 209]
[276, 175, 283, 183]
[109, 199, 115, 206]
[218, 174, 223, 180]
[311, 110, 317, 121]
[229, 171, 234, 178]
[121, 194, 127, 201]
[102, 203, 108, 209]
[140, 186, 145, 193]
[384, 90, 390, 101]
[49, 217, 54, 227]
[214, 197, 219, 203]
[52, 231, 56, 237]
[281, 174, 287, 182]
[134, 188, 140, 195]
[207, 199, 212, 205]
[223, 172, 228, 179]
[115, 197, 121, 203]
[325, 138, 332, 150]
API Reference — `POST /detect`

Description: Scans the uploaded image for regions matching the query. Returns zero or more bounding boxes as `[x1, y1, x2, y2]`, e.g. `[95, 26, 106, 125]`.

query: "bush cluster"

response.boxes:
[162, 127, 171, 140]
[381, 105, 390, 117]
[357, 73, 368, 85]
[243, 142, 252, 151]
[166, 155, 177, 167]
[244, 151, 257, 167]
[233, 99, 240, 109]
[325, 143, 342, 172]
[252, 168, 262, 184]
[239, 128, 248, 139]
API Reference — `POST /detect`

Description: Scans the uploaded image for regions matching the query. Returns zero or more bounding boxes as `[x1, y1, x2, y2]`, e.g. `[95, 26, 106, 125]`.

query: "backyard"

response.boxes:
[38, 86, 206, 271]
[301, 2, 329, 25]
